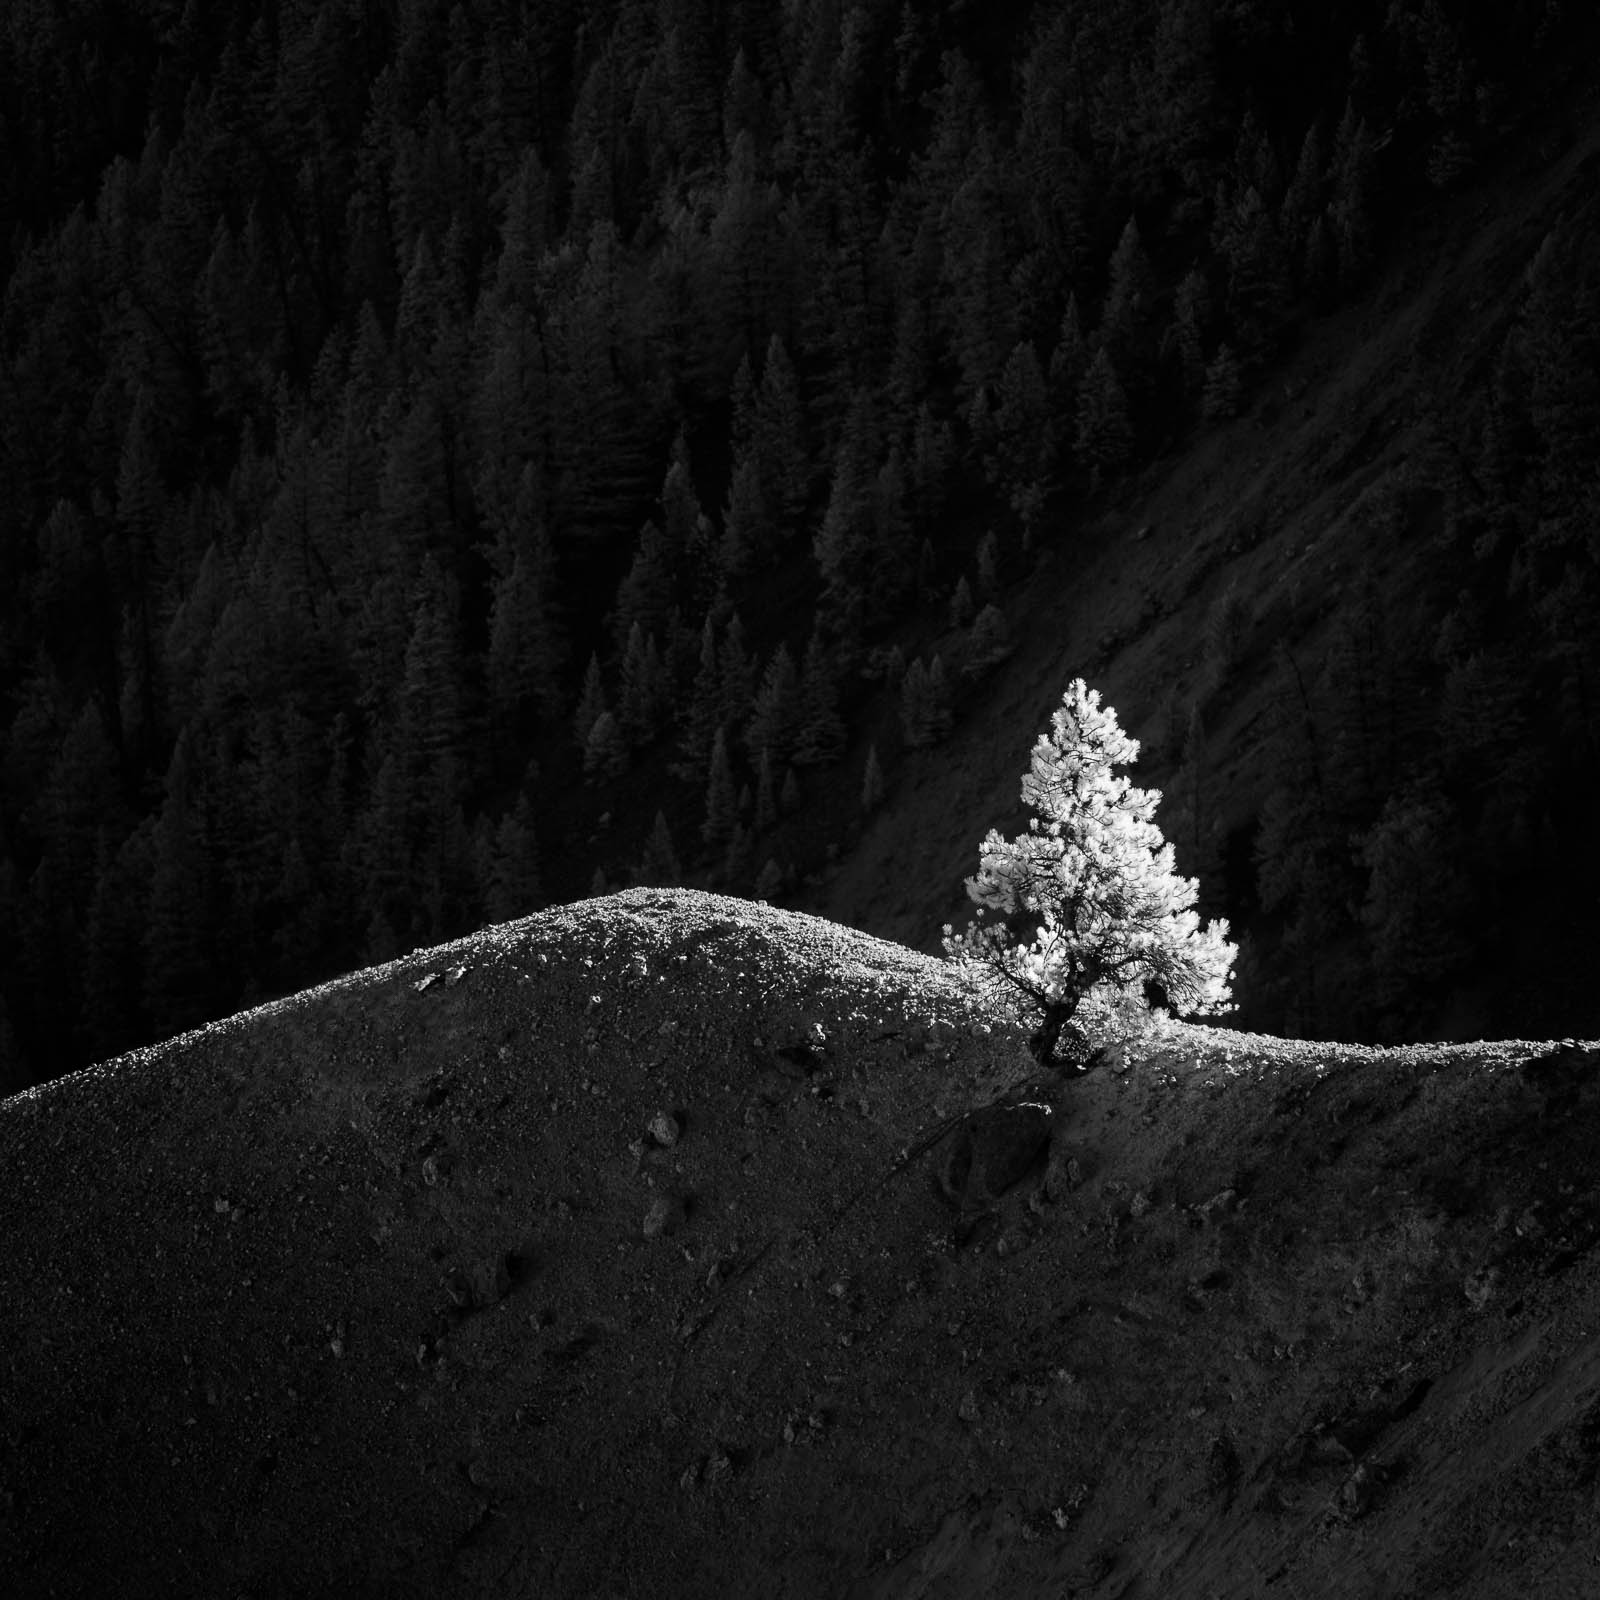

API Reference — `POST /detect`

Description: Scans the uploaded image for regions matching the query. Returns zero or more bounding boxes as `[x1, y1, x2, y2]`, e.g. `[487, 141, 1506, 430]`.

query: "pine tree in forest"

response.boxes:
[915, 538, 939, 606]
[925, 655, 953, 743]
[79, 824, 150, 1061]
[718, 613, 757, 729]
[583, 709, 628, 780]
[861, 742, 885, 813]
[720, 450, 769, 578]
[395, 232, 447, 379]
[377, 387, 453, 566]
[482, 791, 542, 923]
[900, 654, 953, 747]
[909, 403, 952, 533]
[1329, 101, 1375, 294]
[574, 652, 608, 749]
[1168, 268, 1209, 402]
[485, 468, 565, 730]
[1302, 212, 1339, 310]
[779, 766, 800, 816]
[676, 615, 722, 774]
[745, 644, 800, 767]
[660, 428, 705, 560]
[754, 856, 784, 901]
[611, 521, 676, 654]
[793, 629, 846, 767]
[814, 390, 882, 636]
[702, 726, 738, 847]
[975, 530, 1000, 601]
[1049, 294, 1089, 420]
[1214, 185, 1289, 360]
[34, 702, 124, 913]
[1075, 347, 1134, 487]
[941, 136, 1018, 402]
[887, 218, 942, 426]
[1202, 344, 1243, 419]
[1280, 122, 1328, 270]
[1101, 215, 1154, 372]
[144, 728, 214, 1038]
[396, 565, 469, 799]
[723, 47, 770, 151]
[639, 809, 683, 887]
[754, 746, 778, 833]
[709, 132, 781, 360]
[754, 335, 809, 534]
[722, 822, 754, 889]
[991, 339, 1052, 512]
[487, 148, 551, 313]
[967, 604, 1014, 675]
[949, 575, 976, 629]
[617, 622, 669, 745]
[870, 446, 915, 617]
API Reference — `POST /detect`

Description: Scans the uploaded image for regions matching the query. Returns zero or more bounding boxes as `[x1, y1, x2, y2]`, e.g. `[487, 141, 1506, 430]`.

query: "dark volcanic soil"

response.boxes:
[3, 889, 1599, 1597]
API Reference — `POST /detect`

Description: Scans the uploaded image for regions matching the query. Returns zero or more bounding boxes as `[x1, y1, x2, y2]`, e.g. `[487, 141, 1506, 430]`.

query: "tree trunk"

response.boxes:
[1027, 1001, 1076, 1067]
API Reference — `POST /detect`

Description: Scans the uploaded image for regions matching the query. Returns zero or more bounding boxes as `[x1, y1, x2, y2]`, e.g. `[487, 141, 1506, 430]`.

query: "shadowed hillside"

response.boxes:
[4, 890, 1600, 1597]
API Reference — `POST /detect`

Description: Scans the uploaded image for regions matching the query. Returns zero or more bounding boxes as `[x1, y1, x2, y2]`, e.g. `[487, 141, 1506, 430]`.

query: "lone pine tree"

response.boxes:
[945, 680, 1235, 1066]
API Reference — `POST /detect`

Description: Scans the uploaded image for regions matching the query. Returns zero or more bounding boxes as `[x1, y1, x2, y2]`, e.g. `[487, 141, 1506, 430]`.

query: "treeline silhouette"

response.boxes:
[0, 0, 1595, 1092]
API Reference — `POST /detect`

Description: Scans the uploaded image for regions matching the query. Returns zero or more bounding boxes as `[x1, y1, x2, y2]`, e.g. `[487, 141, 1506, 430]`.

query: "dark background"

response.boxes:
[2, 0, 1598, 1095]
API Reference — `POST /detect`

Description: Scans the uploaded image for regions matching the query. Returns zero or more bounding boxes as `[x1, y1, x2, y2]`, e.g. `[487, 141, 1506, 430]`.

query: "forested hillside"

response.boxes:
[2, 0, 1597, 1093]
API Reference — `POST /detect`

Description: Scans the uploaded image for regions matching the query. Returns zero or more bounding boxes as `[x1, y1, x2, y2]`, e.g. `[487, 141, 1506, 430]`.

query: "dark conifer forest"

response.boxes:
[2, 0, 1598, 1094]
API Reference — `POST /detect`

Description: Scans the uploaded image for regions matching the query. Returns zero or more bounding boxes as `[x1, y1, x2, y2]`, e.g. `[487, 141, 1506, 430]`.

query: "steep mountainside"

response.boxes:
[4, 890, 1600, 1597]
[818, 74, 1600, 1047]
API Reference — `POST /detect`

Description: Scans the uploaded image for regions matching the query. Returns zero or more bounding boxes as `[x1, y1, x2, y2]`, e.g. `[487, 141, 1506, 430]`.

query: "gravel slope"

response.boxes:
[2, 888, 1598, 1597]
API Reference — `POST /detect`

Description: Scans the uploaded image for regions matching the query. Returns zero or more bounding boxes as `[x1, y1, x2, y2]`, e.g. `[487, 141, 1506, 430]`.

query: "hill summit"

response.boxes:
[3, 889, 1598, 1597]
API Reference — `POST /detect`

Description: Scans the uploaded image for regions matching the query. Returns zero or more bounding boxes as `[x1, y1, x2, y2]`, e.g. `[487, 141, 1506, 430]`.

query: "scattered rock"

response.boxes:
[1336, 1459, 1393, 1521]
[704, 1447, 733, 1490]
[1128, 1189, 1152, 1219]
[1463, 1265, 1501, 1311]
[676, 1305, 713, 1342]
[958, 1389, 981, 1424]
[467, 1252, 514, 1307]
[1045, 1143, 1087, 1202]
[648, 1110, 681, 1148]
[445, 964, 468, 988]
[412, 1075, 453, 1110]
[643, 1194, 686, 1239]
[1194, 1188, 1238, 1225]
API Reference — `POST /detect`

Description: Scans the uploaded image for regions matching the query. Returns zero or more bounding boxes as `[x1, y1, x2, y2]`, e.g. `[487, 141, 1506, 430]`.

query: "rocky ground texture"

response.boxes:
[3, 888, 1599, 1597]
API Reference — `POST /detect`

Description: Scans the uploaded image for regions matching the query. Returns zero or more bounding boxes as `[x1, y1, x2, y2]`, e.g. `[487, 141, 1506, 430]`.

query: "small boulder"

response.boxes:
[643, 1193, 686, 1239]
[467, 1252, 514, 1307]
